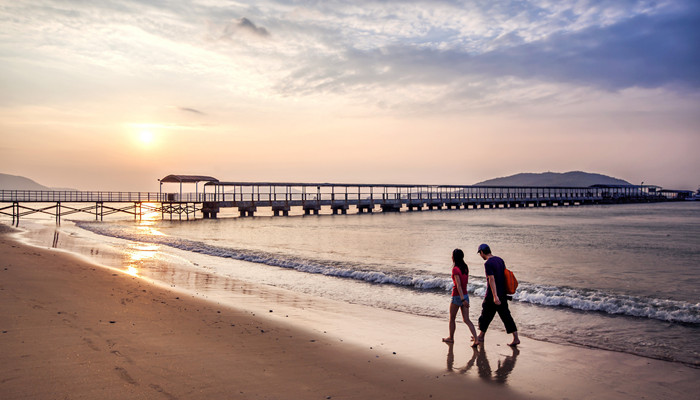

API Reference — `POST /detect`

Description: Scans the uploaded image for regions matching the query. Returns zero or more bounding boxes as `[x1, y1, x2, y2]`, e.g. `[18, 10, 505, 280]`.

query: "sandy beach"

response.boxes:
[1, 224, 698, 399]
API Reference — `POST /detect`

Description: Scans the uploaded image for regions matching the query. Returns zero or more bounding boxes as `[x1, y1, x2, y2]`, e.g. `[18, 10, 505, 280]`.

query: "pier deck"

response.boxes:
[1, 181, 665, 226]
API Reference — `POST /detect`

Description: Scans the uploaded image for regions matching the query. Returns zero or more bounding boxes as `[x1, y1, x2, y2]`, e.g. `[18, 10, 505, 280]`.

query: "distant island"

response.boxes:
[0, 173, 52, 190]
[0, 173, 76, 191]
[474, 171, 632, 187]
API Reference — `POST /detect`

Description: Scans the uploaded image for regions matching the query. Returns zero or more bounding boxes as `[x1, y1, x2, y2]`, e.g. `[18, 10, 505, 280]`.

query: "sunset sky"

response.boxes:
[1, 0, 698, 191]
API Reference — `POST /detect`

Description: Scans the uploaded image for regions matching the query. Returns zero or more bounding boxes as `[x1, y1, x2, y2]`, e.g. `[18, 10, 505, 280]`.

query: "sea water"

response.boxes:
[13, 201, 700, 367]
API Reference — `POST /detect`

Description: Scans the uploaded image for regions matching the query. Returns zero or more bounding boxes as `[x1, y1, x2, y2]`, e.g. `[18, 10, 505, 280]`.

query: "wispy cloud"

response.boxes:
[219, 17, 271, 40]
[1, 0, 698, 109]
[179, 107, 207, 116]
[271, 0, 700, 98]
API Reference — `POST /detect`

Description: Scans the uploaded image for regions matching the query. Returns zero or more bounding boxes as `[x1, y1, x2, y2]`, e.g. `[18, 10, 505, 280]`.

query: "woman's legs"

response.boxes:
[443, 303, 459, 343]
[460, 303, 479, 347]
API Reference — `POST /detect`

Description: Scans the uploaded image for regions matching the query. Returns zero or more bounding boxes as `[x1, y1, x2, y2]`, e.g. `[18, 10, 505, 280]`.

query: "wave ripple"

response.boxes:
[76, 221, 700, 324]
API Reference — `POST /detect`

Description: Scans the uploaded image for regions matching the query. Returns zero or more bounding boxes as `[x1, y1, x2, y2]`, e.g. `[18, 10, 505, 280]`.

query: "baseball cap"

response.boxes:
[477, 244, 490, 254]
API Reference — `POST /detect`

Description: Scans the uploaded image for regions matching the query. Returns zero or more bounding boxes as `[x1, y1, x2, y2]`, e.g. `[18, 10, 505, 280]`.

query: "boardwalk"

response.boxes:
[198, 181, 655, 217]
[1, 180, 664, 226]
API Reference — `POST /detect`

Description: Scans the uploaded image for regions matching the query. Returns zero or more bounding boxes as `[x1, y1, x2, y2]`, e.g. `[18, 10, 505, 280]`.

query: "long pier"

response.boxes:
[198, 182, 660, 217]
[0, 180, 666, 226]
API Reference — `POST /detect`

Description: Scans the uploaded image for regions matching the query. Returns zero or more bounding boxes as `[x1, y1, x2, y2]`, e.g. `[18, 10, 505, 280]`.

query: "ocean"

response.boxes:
[13, 201, 700, 367]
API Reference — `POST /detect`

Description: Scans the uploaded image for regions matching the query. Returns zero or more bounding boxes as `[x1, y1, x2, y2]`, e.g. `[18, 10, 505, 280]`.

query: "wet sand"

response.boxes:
[1, 224, 698, 399]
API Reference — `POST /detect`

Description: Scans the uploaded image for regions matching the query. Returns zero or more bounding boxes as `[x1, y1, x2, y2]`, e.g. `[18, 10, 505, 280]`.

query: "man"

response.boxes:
[476, 243, 520, 347]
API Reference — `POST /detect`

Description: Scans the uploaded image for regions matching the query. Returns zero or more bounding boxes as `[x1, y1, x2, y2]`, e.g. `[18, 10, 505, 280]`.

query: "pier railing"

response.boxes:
[1, 184, 654, 204]
[0, 190, 197, 203]
[198, 183, 649, 204]
[1, 183, 663, 224]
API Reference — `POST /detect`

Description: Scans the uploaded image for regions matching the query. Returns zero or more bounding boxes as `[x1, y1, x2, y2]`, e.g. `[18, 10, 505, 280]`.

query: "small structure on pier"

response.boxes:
[159, 175, 219, 219]
[159, 175, 219, 200]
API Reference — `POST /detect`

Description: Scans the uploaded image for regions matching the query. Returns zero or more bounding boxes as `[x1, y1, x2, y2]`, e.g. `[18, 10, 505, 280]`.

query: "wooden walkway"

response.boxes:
[1, 182, 663, 225]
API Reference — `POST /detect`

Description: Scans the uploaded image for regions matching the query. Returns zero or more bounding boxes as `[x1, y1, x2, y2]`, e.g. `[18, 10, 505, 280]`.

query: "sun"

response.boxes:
[139, 130, 154, 145]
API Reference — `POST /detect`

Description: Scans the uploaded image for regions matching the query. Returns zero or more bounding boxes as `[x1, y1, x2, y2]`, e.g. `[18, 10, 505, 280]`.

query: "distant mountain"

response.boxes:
[0, 173, 52, 190]
[474, 171, 632, 187]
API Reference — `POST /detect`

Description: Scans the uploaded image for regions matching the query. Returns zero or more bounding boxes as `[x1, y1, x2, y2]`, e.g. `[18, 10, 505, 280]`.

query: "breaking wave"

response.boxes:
[76, 221, 700, 325]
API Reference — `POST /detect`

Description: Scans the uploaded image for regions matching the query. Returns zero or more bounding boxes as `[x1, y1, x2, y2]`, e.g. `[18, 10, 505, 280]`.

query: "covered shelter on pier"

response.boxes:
[159, 174, 219, 202]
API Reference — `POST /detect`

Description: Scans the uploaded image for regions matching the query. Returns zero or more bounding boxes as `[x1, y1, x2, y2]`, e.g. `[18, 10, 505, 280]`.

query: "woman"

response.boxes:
[443, 248, 479, 347]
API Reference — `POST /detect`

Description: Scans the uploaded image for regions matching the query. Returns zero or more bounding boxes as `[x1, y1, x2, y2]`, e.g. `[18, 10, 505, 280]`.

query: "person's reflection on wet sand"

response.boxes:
[494, 346, 519, 383]
[446, 343, 519, 383]
[446, 342, 455, 371]
[475, 345, 492, 380]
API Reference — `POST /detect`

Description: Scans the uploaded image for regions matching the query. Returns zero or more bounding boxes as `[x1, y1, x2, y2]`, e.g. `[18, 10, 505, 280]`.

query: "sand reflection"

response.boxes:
[122, 216, 166, 276]
[124, 243, 160, 276]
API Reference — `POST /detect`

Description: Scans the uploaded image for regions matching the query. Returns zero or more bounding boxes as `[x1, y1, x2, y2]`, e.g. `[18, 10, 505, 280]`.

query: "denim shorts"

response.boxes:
[451, 295, 469, 306]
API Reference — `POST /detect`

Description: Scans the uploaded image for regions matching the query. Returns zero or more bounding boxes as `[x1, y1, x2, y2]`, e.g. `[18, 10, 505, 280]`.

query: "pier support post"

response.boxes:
[357, 204, 373, 213]
[380, 203, 401, 212]
[272, 203, 290, 216]
[13, 202, 18, 226]
[407, 203, 423, 211]
[203, 202, 221, 219]
[236, 202, 256, 217]
[331, 204, 349, 215]
[304, 205, 320, 215]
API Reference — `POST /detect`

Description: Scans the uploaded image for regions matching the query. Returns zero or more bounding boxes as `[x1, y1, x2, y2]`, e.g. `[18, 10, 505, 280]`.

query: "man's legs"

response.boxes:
[477, 300, 497, 343]
[496, 301, 520, 346]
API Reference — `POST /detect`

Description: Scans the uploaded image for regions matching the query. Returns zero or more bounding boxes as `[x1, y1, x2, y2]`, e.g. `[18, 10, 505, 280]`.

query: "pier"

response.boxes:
[0, 175, 670, 226]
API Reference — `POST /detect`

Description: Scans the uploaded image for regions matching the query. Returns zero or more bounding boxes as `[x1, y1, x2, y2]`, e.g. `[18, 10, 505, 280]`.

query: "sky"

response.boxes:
[1, 0, 699, 191]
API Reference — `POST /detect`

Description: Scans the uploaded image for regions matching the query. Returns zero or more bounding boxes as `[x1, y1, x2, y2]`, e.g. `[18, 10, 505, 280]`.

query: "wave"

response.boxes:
[76, 221, 700, 325]
[512, 285, 700, 324]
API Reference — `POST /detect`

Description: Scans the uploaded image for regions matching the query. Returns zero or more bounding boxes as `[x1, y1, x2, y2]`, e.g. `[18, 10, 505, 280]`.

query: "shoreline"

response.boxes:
[1, 224, 699, 399]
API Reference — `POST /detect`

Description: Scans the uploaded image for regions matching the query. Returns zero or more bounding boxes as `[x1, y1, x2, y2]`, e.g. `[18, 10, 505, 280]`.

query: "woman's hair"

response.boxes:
[452, 248, 469, 275]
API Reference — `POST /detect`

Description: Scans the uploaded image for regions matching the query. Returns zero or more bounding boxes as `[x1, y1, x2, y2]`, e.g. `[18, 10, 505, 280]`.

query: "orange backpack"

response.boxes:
[504, 268, 518, 295]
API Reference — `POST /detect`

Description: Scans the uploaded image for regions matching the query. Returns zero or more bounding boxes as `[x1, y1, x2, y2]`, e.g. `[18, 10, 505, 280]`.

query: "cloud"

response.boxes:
[3, 0, 698, 113]
[179, 107, 207, 116]
[267, 0, 700, 114]
[476, 3, 700, 91]
[221, 17, 270, 39]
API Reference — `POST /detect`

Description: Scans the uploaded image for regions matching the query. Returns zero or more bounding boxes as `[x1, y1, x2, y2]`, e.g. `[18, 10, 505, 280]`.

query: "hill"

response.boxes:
[0, 173, 52, 190]
[474, 171, 632, 187]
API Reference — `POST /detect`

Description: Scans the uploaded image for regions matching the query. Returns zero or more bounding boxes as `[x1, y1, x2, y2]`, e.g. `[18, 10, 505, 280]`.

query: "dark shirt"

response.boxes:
[484, 256, 507, 300]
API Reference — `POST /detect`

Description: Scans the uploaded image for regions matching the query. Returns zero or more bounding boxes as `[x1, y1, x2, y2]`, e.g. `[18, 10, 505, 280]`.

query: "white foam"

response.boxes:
[76, 221, 700, 324]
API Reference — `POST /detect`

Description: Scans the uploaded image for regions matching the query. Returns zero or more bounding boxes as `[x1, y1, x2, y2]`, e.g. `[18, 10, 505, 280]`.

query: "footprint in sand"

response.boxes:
[115, 367, 138, 385]
[82, 337, 100, 352]
[149, 384, 178, 400]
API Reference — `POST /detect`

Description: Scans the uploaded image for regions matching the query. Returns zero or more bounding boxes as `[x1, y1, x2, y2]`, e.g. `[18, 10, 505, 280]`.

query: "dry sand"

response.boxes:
[1, 224, 698, 399]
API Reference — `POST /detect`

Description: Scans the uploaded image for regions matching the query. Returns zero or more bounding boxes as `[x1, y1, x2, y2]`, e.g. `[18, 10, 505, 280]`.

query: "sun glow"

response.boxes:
[139, 130, 154, 145]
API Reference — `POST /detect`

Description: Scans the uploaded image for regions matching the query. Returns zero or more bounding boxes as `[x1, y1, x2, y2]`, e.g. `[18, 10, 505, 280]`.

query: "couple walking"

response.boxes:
[442, 244, 520, 347]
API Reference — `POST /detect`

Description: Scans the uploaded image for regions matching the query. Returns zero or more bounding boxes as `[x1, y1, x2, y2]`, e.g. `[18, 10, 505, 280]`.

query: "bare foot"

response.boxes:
[508, 339, 520, 347]
[442, 337, 454, 343]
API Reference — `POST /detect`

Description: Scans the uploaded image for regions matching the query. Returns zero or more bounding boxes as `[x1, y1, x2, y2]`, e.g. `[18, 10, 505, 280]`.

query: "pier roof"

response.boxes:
[160, 175, 219, 183]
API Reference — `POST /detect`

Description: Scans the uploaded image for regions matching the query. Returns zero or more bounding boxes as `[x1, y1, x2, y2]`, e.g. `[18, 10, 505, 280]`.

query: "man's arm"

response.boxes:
[487, 275, 500, 305]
